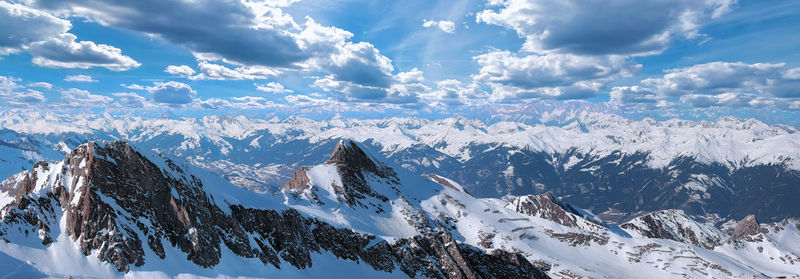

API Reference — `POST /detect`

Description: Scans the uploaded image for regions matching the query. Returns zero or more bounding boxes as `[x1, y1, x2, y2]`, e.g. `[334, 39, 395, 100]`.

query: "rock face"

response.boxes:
[0, 141, 548, 278]
[324, 140, 397, 206]
[620, 209, 725, 249]
[507, 192, 599, 229]
[728, 214, 768, 243]
[282, 167, 311, 191]
[507, 193, 579, 228]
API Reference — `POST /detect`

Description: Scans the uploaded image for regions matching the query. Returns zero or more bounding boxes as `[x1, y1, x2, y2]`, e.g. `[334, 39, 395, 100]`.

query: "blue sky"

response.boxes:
[0, 0, 798, 124]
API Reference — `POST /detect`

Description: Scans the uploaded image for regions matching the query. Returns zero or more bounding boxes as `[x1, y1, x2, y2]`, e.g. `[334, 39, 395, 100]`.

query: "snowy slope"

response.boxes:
[279, 140, 800, 278]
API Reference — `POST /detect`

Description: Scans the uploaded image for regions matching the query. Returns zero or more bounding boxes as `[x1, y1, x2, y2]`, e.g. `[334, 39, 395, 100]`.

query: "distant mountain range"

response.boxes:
[1, 111, 798, 225]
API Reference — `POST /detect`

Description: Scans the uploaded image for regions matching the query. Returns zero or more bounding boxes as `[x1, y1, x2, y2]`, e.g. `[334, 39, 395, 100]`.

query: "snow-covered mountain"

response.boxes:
[1, 111, 798, 225]
[1, 140, 798, 278]
[0, 140, 547, 278]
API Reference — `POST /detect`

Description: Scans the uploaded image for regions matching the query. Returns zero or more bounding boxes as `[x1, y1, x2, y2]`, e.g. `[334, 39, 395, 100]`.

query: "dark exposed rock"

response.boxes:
[282, 167, 312, 191]
[619, 210, 723, 249]
[324, 140, 397, 207]
[507, 192, 602, 230]
[728, 214, 768, 243]
[425, 174, 468, 194]
[543, 230, 608, 246]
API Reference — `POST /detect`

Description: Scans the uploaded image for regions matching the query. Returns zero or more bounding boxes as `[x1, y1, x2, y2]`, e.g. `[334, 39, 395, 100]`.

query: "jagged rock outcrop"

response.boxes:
[0, 141, 548, 278]
[324, 139, 398, 206]
[620, 209, 725, 249]
[282, 167, 311, 191]
[727, 214, 768, 243]
[506, 192, 599, 229]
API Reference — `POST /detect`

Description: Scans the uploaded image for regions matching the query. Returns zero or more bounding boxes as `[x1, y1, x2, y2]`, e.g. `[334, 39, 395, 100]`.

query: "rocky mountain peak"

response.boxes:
[620, 209, 725, 249]
[729, 214, 767, 242]
[320, 139, 398, 207]
[507, 192, 592, 228]
[327, 139, 377, 169]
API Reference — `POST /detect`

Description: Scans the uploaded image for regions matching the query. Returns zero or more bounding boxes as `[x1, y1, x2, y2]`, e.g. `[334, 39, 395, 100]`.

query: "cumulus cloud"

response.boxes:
[614, 62, 800, 110]
[112, 92, 147, 108]
[60, 88, 112, 107]
[642, 62, 800, 98]
[0, 76, 22, 95]
[0, 76, 47, 105]
[145, 81, 197, 107]
[17, 0, 424, 104]
[197, 98, 232, 110]
[165, 65, 196, 78]
[296, 18, 404, 101]
[0, 2, 138, 71]
[121, 84, 145, 90]
[64, 74, 97, 83]
[0, 1, 69, 55]
[474, 51, 639, 100]
[255, 82, 292, 93]
[610, 86, 659, 104]
[423, 79, 488, 106]
[476, 0, 735, 55]
[188, 61, 281, 80]
[28, 0, 307, 67]
[422, 19, 455, 33]
[313, 75, 388, 100]
[27, 33, 140, 71]
[306, 40, 395, 88]
[396, 68, 424, 84]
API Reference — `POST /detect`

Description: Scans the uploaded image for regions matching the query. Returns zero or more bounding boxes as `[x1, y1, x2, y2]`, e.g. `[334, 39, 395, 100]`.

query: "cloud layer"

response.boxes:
[476, 0, 735, 55]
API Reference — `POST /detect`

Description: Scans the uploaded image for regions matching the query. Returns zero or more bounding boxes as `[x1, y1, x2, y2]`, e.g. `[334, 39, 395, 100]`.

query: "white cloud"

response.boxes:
[16, 0, 421, 104]
[0, 2, 69, 55]
[187, 61, 281, 80]
[615, 62, 800, 110]
[0, 76, 22, 95]
[28, 82, 53, 90]
[197, 98, 233, 109]
[145, 81, 197, 107]
[423, 79, 488, 106]
[476, 0, 735, 55]
[255, 82, 292, 93]
[60, 88, 112, 108]
[0, 76, 47, 104]
[64, 74, 98, 83]
[197, 96, 284, 109]
[112, 92, 148, 108]
[27, 33, 140, 71]
[610, 86, 660, 105]
[1, 2, 138, 71]
[643, 62, 800, 98]
[164, 65, 196, 78]
[121, 84, 146, 90]
[229, 96, 283, 109]
[396, 68, 424, 84]
[422, 19, 455, 33]
[285, 94, 337, 106]
[474, 51, 639, 101]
